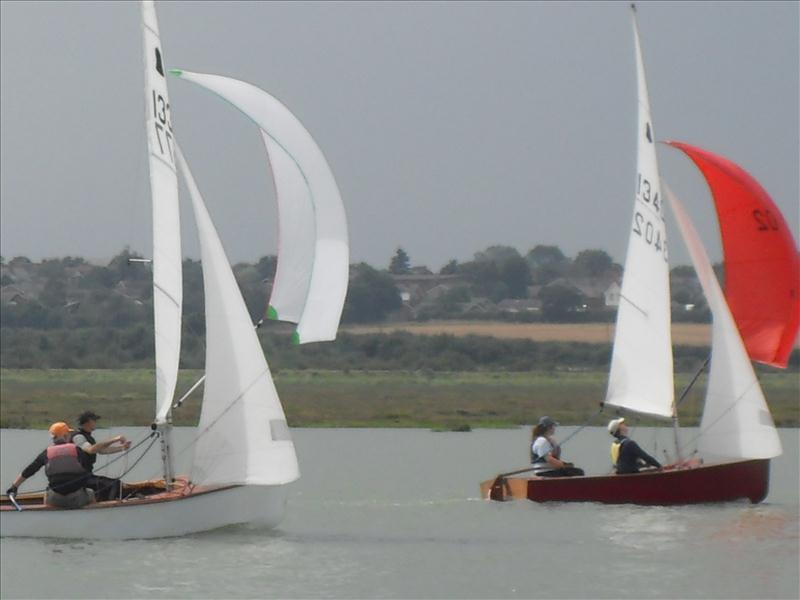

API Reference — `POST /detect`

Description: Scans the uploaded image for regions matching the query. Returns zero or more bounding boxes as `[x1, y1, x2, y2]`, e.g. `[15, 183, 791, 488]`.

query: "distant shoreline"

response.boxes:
[2, 368, 797, 430]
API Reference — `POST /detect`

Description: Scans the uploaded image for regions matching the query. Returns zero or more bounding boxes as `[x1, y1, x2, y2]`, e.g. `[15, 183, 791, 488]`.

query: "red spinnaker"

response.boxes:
[666, 141, 799, 368]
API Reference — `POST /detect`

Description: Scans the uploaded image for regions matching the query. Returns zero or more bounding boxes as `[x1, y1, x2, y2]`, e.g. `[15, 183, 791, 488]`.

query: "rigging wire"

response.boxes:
[557, 404, 607, 448]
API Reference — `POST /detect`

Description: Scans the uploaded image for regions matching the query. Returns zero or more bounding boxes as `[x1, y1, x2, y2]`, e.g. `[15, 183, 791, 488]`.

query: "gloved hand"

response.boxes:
[6, 485, 18, 496]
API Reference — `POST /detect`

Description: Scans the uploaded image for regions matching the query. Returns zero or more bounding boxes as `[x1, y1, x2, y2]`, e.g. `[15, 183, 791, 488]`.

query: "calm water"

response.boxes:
[1, 426, 798, 599]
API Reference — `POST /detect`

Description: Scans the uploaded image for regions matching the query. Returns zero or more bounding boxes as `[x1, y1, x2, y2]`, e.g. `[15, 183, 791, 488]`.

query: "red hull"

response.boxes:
[487, 460, 770, 505]
[528, 459, 770, 504]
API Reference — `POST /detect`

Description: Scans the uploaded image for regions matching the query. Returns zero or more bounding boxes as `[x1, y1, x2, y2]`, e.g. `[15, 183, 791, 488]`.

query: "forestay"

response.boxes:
[141, 0, 182, 423]
[605, 7, 674, 419]
[171, 69, 349, 344]
[174, 145, 299, 487]
[666, 185, 782, 460]
[664, 141, 800, 369]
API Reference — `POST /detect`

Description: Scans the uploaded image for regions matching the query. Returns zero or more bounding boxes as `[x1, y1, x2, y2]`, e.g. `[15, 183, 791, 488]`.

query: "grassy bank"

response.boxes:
[1, 368, 798, 429]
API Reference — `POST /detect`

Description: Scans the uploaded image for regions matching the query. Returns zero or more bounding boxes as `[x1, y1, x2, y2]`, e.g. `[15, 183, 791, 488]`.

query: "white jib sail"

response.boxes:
[171, 69, 349, 344]
[605, 7, 674, 419]
[142, 1, 182, 423]
[175, 144, 299, 487]
[666, 184, 782, 460]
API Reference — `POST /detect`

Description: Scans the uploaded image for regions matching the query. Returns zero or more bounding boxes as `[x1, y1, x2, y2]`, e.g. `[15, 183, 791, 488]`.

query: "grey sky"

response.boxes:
[1, 1, 797, 271]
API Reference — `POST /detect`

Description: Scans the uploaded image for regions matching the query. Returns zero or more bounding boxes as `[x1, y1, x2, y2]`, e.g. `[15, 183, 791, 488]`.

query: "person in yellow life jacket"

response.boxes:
[5, 422, 126, 509]
[608, 418, 662, 474]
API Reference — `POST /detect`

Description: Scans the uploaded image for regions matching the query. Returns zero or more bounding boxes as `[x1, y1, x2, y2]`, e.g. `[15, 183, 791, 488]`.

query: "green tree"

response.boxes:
[460, 260, 501, 298]
[572, 249, 613, 277]
[500, 255, 532, 298]
[439, 259, 459, 275]
[474, 245, 521, 264]
[343, 263, 402, 323]
[539, 284, 584, 322]
[389, 248, 411, 274]
[670, 265, 696, 278]
[40, 278, 67, 308]
[526, 245, 569, 284]
[254, 255, 278, 280]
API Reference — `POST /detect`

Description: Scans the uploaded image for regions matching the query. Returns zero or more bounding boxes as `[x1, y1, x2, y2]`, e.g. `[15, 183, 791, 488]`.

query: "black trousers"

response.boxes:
[84, 475, 122, 502]
[537, 467, 585, 477]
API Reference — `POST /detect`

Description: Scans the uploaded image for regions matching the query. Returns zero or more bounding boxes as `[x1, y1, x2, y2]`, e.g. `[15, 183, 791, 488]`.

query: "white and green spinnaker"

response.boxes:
[171, 69, 349, 345]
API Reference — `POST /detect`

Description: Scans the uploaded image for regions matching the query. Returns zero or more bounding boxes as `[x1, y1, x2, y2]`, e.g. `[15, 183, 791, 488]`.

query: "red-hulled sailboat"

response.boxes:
[481, 5, 794, 505]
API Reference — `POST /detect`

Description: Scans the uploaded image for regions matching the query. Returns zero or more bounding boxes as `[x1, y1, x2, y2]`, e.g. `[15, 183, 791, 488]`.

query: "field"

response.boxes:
[1, 368, 798, 430]
[342, 321, 716, 346]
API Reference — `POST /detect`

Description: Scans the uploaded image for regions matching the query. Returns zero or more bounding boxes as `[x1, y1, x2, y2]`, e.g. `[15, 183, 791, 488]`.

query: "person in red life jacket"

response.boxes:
[70, 410, 130, 501]
[5, 422, 126, 508]
[608, 418, 662, 474]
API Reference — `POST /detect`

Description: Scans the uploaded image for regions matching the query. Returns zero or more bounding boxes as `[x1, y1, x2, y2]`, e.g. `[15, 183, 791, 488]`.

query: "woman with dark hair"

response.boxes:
[530, 416, 584, 477]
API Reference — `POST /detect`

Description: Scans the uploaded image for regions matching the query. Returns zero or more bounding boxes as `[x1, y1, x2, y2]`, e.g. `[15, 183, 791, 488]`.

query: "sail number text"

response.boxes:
[633, 211, 668, 262]
[152, 90, 174, 163]
[752, 209, 780, 232]
[636, 173, 663, 218]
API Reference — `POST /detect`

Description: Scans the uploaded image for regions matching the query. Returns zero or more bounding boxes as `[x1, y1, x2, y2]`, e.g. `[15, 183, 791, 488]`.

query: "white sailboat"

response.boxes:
[481, 5, 783, 504]
[0, 0, 301, 539]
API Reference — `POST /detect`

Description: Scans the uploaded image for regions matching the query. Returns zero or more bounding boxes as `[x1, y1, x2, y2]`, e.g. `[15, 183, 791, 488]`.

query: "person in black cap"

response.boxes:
[530, 416, 584, 477]
[70, 410, 130, 501]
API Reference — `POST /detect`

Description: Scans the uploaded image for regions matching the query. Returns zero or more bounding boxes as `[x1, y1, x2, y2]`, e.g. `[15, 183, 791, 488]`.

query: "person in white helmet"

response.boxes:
[607, 418, 661, 474]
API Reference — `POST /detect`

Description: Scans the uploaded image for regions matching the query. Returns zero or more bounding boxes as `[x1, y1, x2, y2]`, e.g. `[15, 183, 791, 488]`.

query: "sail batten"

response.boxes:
[141, 0, 182, 423]
[174, 144, 299, 487]
[605, 7, 674, 419]
[171, 69, 349, 344]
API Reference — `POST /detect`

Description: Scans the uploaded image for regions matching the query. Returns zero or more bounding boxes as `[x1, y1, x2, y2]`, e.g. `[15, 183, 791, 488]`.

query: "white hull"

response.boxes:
[0, 484, 288, 540]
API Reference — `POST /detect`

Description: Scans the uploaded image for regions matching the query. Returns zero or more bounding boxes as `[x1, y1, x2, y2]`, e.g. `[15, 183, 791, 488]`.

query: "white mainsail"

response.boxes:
[666, 185, 782, 460]
[605, 6, 674, 419]
[141, 1, 182, 423]
[170, 69, 349, 344]
[175, 145, 299, 487]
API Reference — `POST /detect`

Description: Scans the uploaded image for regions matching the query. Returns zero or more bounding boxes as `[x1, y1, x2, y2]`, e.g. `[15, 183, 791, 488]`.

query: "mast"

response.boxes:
[142, 0, 182, 484]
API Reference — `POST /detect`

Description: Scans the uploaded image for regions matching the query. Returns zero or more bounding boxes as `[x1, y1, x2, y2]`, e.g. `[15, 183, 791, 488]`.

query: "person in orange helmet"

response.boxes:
[5, 422, 125, 508]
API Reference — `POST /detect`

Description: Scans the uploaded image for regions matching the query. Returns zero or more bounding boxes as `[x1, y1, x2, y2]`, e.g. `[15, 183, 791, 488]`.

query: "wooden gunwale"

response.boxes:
[0, 477, 239, 512]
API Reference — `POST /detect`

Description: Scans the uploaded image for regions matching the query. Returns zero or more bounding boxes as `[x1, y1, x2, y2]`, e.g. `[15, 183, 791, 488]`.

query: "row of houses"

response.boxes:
[389, 271, 623, 318]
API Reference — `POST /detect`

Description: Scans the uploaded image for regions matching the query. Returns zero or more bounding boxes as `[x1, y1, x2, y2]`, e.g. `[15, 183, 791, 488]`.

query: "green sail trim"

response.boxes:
[291, 331, 301, 345]
[168, 68, 183, 77]
[267, 305, 279, 321]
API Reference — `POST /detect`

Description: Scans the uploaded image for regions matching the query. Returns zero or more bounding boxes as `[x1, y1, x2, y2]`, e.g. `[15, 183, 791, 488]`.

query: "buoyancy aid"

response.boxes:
[71, 429, 97, 468]
[610, 438, 628, 468]
[531, 436, 556, 472]
[45, 443, 86, 481]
